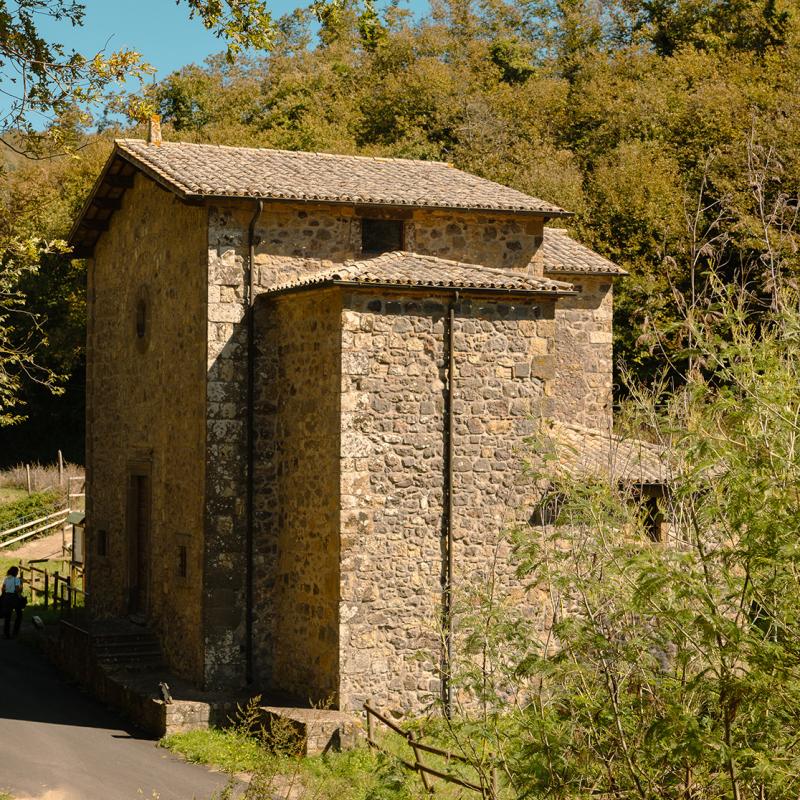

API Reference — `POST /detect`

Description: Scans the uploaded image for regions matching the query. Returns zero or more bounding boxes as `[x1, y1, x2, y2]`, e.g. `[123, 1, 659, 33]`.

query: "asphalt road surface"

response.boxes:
[0, 634, 236, 800]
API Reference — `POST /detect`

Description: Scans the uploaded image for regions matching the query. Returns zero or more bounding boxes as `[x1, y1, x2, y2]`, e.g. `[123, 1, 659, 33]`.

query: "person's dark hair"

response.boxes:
[6, 566, 18, 577]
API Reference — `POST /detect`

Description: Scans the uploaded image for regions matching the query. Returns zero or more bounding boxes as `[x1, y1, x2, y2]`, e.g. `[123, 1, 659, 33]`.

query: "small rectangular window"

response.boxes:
[178, 545, 188, 579]
[644, 496, 664, 543]
[97, 529, 108, 557]
[529, 492, 565, 527]
[362, 218, 404, 253]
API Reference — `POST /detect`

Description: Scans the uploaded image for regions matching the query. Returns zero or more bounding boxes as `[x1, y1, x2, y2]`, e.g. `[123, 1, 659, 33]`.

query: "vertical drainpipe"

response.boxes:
[245, 199, 263, 685]
[442, 290, 458, 718]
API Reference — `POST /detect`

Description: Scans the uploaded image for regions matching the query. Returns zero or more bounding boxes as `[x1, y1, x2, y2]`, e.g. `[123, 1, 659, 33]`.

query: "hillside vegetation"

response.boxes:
[0, 0, 798, 461]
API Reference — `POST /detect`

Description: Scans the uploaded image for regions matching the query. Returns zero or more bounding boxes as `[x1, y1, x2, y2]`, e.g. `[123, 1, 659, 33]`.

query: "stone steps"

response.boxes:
[92, 627, 165, 672]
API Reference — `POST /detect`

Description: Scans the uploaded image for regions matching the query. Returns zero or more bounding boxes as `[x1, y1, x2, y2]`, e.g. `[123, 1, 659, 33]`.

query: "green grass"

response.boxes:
[161, 728, 422, 800]
[162, 728, 269, 774]
[0, 487, 26, 505]
[0, 490, 61, 531]
[0, 556, 71, 579]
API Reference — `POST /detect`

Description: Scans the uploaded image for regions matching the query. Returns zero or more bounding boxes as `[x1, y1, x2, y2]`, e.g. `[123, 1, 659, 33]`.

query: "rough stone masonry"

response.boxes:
[72, 139, 626, 716]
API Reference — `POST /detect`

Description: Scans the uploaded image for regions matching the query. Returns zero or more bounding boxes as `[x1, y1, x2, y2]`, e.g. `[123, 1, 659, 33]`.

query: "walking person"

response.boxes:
[2, 566, 23, 639]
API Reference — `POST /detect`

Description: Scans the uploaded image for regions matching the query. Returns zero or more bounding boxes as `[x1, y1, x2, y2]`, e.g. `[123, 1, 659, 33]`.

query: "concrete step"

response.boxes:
[92, 633, 158, 645]
[91, 626, 164, 672]
[96, 655, 166, 672]
[96, 649, 163, 660]
[94, 639, 159, 652]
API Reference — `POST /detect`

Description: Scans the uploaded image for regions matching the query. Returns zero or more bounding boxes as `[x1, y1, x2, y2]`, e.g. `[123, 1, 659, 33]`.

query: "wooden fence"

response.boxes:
[364, 702, 498, 798]
[0, 507, 69, 550]
[19, 561, 87, 617]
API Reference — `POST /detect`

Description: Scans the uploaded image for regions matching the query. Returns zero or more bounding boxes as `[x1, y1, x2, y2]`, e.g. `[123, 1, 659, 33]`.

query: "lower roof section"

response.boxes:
[261, 251, 575, 297]
[543, 420, 669, 485]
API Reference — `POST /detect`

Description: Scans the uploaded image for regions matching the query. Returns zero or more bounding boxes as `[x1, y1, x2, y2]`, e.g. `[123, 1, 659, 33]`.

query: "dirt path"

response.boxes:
[0, 635, 238, 800]
[7, 531, 65, 562]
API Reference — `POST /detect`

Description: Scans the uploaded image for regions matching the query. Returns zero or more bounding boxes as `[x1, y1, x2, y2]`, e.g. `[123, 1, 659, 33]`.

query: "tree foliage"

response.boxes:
[0, 0, 272, 441]
[438, 282, 800, 799]
[2, 0, 800, 457]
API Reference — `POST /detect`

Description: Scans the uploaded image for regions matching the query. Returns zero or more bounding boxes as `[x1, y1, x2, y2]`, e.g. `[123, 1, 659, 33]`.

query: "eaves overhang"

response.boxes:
[259, 279, 577, 301]
[68, 142, 573, 258]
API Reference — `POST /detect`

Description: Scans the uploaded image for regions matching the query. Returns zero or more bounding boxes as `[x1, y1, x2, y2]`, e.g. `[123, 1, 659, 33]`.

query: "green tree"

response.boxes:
[436, 278, 800, 798]
[0, 0, 273, 429]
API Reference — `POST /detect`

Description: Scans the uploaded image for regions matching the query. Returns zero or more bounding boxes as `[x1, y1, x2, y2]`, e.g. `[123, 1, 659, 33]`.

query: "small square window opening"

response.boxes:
[362, 218, 404, 254]
[529, 491, 565, 527]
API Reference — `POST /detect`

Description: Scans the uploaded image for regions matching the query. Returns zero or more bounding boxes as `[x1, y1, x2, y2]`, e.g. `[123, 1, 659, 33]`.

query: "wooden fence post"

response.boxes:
[367, 703, 374, 745]
[409, 730, 433, 794]
[26, 464, 31, 495]
[58, 450, 64, 488]
[44, 570, 49, 609]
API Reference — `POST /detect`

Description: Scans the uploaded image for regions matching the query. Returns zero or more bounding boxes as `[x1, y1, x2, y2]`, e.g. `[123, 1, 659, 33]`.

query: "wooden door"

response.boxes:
[127, 473, 151, 614]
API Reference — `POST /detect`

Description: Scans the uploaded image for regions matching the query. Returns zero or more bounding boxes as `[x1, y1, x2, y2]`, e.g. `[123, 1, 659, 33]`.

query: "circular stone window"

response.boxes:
[134, 286, 151, 352]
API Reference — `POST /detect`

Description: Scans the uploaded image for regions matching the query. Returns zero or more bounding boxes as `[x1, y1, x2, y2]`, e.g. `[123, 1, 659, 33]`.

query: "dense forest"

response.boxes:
[1, 0, 798, 465]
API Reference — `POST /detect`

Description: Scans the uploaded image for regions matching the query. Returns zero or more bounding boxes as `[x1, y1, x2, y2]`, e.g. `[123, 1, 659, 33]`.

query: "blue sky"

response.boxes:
[36, 0, 303, 83]
[12, 0, 421, 131]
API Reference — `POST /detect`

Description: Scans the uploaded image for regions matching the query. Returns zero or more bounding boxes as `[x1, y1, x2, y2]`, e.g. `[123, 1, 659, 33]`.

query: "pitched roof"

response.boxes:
[113, 139, 568, 214]
[68, 140, 571, 257]
[543, 420, 668, 484]
[264, 251, 575, 296]
[542, 228, 627, 275]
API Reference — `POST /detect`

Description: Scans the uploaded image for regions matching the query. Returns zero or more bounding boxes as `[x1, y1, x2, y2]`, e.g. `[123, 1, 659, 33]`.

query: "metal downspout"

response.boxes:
[442, 290, 458, 718]
[245, 199, 263, 685]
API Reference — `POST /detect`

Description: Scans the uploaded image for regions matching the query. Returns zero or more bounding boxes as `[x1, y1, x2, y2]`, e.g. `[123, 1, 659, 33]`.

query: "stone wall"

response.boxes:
[338, 292, 447, 713]
[252, 288, 342, 704]
[86, 173, 207, 683]
[449, 297, 555, 599]
[203, 203, 355, 688]
[202, 200, 606, 692]
[412, 211, 545, 272]
[546, 275, 614, 429]
[337, 290, 556, 713]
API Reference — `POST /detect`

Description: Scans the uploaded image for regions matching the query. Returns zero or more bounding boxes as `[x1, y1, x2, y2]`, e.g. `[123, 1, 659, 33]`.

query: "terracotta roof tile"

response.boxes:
[115, 139, 569, 215]
[544, 420, 668, 484]
[542, 228, 627, 275]
[266, 251, 574, 295]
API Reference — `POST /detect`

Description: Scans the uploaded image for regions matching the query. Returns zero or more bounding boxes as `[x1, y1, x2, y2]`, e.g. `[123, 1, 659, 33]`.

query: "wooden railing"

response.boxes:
[0, 506, 69, 550]
[19, 561, 86, 616]
[364, 702, 498, 797]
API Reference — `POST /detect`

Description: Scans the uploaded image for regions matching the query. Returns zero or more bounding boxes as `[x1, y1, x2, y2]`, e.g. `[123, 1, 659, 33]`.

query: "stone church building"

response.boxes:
[69, 134, 642, 714]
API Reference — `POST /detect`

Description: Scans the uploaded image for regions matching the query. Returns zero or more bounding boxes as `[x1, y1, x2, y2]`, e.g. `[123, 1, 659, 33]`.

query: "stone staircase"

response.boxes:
[91, 626, 165, 673]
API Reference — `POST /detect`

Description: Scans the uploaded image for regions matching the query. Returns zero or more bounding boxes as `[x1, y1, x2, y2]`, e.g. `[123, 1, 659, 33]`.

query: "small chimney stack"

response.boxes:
[147, 114, 162, 146]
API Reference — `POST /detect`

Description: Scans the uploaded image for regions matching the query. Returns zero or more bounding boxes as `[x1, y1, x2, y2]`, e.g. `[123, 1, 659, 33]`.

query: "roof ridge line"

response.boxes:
[115, 137, 448, 167]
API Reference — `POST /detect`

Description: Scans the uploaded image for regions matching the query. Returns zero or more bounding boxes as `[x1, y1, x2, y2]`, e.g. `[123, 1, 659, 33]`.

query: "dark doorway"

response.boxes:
[127, 470, 151, 614]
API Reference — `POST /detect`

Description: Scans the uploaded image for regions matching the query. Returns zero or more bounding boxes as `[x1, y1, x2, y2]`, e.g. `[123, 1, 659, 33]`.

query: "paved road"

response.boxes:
[0, 635, 236, 800]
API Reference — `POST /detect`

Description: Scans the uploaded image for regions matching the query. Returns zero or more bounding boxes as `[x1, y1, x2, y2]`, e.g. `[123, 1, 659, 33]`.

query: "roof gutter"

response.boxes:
[245, 198, 263, 685]
[442, 289, 458, 718]
[259, 280, 577, 301]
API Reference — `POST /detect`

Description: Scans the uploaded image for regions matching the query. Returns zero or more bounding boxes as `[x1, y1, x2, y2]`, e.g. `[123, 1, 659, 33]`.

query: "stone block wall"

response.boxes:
[412, 211, 545, 272]
[204, 203, 355, 688]
[202, 200, 607, 692]
[338, 292, 447, 713]
[252, 289, 342, 704]
[450, 298, 555, 600]
[86, 173, 207, 683]
[547, 276, 614, 429]
[337, 291, 557, 713]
